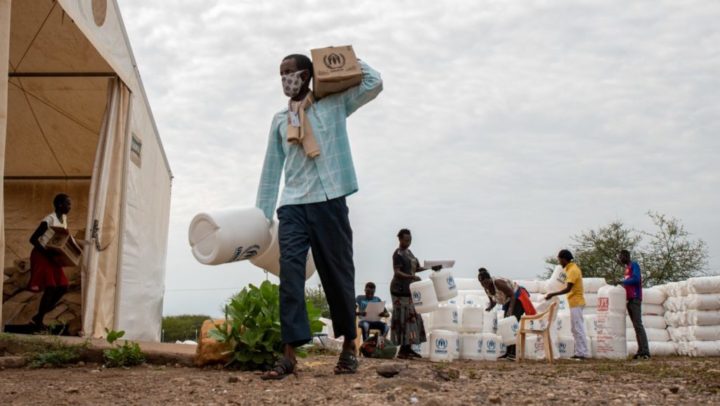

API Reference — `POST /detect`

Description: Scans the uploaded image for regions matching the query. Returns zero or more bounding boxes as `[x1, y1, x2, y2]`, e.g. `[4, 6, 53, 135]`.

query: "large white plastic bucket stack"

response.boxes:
[410, 280, 439, 313]
[432, 305, 459, 331]
[461, 306, 484, 332]
[594, 285, 627, 359]
[189, 208, 272, 265]
[430, 269, 458, 302]
[459, 333, 484, 360]
[249, 221, 315, 279]
[429, 330, 457, 362]
[497, 316, 519, 345]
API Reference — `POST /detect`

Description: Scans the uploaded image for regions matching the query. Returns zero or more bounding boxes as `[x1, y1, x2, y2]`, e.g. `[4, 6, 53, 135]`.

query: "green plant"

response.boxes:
[210, 280, 324, 370]
[28, 340, 88, 368]
[305, 285, 331, 318]
[103, 329, 146, 368]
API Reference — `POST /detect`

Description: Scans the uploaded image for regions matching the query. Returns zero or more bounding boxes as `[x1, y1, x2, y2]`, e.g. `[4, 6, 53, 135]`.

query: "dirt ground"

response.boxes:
[1, 355, 719, 405]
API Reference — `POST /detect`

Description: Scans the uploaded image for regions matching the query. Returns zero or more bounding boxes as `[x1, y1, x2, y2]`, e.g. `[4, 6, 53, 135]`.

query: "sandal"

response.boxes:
[260, 357, 297, 380]
[333, 351, 359, 375]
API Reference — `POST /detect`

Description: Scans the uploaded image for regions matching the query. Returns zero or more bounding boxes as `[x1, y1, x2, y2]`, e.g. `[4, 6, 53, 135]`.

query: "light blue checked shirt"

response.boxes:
[256, 61, 383, 220]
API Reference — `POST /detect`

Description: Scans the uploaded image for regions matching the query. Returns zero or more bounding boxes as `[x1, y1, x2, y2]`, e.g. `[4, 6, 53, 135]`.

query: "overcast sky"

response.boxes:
[119, 0, 719, 317]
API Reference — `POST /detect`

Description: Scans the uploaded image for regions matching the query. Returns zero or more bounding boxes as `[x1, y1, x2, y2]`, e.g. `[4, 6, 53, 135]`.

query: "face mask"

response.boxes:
[281, 70, 306, 98]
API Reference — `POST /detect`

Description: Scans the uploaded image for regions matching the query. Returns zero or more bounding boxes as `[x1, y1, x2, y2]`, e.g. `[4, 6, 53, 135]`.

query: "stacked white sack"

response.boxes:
[625, 286, 677, 356]
[667, 277, 720, 357]
[594, 285, 626, 359]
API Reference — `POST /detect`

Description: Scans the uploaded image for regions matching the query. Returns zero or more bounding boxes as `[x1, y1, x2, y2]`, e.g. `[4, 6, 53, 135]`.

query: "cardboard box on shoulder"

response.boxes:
[311, 45, 362, 98]
[43, 226, 82, 267]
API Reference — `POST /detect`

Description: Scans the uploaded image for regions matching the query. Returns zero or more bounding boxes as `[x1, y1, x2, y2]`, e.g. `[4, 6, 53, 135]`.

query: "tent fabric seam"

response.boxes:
[14, 2, 57, 72]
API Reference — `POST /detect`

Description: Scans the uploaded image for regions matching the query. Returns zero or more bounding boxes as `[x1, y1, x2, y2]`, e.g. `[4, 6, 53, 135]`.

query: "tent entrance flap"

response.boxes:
[83, 78, 130, 338]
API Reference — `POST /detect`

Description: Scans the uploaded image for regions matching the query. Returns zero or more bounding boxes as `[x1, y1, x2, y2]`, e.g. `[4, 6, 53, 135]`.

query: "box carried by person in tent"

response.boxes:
[311, 45, 362, 98]
[42, 226, 83, 267]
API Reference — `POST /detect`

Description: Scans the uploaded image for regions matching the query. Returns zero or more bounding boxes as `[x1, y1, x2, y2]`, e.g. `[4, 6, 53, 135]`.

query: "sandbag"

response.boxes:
[595, 336, 626, 359]
[642, 288, 666, 305]
[515, 280, 541, 293]
[685, 294, 720, 311]
[664, 311, 685, 328]
[686, 341, 720, 357]
[642, 303, 665, 315]
[625, 315, 666, 330]
[583, 278, 607, 293]
[584, 293, 598, 307]
[626, 328, 670, 342]
[686, 326, 720, 341]
[686, 310, 720, 326]
[687, 276, 720, 295]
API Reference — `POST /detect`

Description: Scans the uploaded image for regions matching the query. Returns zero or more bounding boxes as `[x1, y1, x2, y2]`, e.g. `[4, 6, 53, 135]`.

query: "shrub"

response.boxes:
[210, 281, 323, 370]
[103, 329, 146, 368]
[161, 314, 211, 342]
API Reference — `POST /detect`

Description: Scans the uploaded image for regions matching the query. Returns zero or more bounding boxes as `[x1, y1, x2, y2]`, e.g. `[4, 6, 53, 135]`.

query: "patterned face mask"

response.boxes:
[281, 70, 306, 98]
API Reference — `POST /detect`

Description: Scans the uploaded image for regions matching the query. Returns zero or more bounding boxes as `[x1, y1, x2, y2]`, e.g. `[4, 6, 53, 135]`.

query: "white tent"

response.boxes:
[0, 0, 172, 341]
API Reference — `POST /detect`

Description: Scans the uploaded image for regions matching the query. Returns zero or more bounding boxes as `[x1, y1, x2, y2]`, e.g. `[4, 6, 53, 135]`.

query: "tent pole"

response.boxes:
[0, 0, 11, 330]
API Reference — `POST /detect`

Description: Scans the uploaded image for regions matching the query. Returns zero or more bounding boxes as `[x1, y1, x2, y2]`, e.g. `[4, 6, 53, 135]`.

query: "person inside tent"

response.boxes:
[27, 193, 72, 330]
[617, 249, 650, 360]
[257, 53, 382, 379]
[390, 228, 441, 359]
[478, 268, 536, 360]
[546, 249, 589, 360]
[356, 282, 390, 341]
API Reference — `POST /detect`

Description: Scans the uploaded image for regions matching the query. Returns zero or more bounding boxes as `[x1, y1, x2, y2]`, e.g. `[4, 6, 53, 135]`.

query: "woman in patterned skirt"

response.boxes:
[390, 228, 441, 359]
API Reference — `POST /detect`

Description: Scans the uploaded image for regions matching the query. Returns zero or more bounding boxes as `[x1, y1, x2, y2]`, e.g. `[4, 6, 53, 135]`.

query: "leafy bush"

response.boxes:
[161, 314, 211, 342]
[103, 329, 146, 368]
[28, 340, 88, 368]
[210, 281, 324, 370]
[305, 285, 331, 318]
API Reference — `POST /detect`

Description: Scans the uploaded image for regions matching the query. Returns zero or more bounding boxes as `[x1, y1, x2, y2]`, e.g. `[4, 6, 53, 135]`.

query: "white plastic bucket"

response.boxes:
[459, 333, 484, 360]
[410, 280, 439, 313]
[556, 313, 572, 337]
[429, 329, 457, 362]
[432, 305, 459, 331]
[189, 207, 272, 265]
[497, 316, 519, 345]
[430, 269, 458, 302]
[482, 310, 498, 334]
[481, 333, 501, 361]
[463, 294, 483, 307]
[249, 221, 315, 279]
[460, 306, 484, 332]
[557, 335, 575, 359]
[545, 265, 565, 294]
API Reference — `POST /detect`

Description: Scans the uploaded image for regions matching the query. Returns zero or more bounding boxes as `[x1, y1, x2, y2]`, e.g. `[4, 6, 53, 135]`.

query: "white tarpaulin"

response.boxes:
[1, 0, 172, 341]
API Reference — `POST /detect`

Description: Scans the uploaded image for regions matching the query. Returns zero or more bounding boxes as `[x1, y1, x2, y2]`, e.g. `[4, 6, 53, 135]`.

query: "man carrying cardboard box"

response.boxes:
[256, 50, 382, 379]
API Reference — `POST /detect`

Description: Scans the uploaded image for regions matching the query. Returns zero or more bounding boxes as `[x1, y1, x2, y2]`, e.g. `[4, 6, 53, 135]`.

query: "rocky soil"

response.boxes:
[1, 355, 719, 405]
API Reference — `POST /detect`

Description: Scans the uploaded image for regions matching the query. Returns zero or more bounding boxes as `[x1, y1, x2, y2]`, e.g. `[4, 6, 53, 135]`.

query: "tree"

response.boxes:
[161, 314, 211, 343]
[639, 211, 710, 286]
[305, 284, 331, 318]
[542, 212, 710, 286]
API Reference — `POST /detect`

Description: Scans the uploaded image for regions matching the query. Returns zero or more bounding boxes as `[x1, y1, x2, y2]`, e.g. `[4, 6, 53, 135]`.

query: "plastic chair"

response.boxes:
[516, 301, 558, 364]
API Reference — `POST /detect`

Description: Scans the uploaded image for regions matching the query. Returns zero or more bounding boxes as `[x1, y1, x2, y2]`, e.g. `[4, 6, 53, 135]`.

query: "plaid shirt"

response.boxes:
[256, 61, 383, 219]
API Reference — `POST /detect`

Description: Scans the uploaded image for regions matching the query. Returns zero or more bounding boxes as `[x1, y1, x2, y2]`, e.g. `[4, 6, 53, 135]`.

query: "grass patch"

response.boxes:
[0, 333, 89, 368]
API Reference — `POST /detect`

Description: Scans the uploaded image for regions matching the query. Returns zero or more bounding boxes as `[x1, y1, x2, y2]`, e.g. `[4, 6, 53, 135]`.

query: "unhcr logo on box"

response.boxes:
[323, 53, 346, 69]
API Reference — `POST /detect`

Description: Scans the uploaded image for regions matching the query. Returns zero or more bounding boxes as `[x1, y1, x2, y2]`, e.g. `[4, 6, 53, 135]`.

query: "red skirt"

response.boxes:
[517, 288, 537, 316]
[28, 248, 68, 291]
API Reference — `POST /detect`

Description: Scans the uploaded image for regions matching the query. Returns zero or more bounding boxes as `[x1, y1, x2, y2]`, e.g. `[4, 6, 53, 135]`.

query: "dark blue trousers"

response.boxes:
[277, 197, 357, 346]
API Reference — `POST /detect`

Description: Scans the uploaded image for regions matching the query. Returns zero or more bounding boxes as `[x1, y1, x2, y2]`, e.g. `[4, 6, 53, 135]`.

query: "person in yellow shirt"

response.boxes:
[546, 249, 589, 359]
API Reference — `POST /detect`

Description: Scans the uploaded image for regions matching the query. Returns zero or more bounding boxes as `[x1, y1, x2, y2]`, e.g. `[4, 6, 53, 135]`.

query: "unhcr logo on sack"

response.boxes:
[435, 337, 448, 354]
[323, 53, 346, 69]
